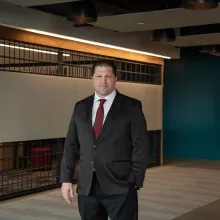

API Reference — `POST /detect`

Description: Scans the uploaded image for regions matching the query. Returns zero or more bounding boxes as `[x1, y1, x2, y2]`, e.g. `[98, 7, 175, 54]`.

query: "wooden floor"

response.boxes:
[1, 159, 220, 220]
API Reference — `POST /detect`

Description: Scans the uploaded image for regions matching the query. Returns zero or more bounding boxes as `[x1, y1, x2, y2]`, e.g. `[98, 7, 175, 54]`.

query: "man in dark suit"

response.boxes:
[60, 59, 149, 220]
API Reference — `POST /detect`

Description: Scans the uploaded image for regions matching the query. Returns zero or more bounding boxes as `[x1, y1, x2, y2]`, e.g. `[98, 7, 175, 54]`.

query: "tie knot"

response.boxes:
[99, 99, 106, 105]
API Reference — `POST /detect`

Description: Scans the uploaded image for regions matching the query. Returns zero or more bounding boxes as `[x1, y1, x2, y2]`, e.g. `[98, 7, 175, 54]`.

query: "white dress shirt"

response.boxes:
[92, 89, 116, 127]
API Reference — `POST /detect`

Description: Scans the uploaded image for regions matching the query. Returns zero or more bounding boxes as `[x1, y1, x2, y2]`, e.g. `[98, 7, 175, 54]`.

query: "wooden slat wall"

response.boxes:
[0, 25, 164, 65]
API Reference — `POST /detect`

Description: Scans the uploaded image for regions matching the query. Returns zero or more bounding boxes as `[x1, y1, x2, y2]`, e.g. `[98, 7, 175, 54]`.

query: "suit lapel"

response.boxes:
[85, 95, 95, 142]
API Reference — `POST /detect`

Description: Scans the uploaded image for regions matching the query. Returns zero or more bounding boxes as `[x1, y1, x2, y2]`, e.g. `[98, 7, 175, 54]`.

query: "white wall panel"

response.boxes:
[0, 71, 162, 142]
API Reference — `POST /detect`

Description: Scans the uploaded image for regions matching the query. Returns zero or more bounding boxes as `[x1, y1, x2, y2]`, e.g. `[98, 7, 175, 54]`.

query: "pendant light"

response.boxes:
[182, 0, 218, 10]
[66, 0, 97, 25]
[152, 28, 176, 42]
[200, 45, 220, 54]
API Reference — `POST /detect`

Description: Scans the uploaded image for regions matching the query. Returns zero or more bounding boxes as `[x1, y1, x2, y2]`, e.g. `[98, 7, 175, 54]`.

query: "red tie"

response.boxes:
[93, 99, 106, 139]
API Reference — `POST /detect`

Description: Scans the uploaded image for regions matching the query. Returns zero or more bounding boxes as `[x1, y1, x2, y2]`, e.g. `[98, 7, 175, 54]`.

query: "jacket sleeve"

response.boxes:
[60, 104, 80, 183]
[130, 100, 149, 188]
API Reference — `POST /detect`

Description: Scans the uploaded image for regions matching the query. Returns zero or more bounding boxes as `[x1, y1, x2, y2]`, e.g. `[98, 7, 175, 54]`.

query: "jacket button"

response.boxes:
[91, 161, 93, 164]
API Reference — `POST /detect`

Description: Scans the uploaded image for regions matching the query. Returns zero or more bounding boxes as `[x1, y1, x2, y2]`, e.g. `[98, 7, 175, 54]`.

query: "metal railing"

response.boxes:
[0, 130, 160, 201]
[0, 138, 64, 201]
[0, 39, 162, 85]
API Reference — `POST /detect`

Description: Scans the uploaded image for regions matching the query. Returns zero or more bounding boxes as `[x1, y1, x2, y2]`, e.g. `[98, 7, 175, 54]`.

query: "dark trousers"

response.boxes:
[78, 172, 138, 220]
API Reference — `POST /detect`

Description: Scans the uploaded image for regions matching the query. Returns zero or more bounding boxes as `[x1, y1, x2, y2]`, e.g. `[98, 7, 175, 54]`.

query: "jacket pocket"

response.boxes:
[110, 161, 131, 181]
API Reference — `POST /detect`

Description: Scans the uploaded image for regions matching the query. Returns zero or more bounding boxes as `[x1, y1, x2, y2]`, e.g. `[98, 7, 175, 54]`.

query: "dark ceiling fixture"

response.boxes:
[152, 28, 176, 42]
[182, 0, 218, 10]
[200, 45, 220, 56]
[66, 0, 97, 25]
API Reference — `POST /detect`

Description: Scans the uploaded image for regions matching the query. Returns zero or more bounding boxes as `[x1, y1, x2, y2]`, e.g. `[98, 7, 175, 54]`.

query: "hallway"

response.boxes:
[1, 160, 220, 220]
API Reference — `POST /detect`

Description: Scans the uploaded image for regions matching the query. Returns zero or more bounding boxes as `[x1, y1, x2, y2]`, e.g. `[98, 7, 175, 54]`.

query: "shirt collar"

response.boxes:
[94, 89, 116, 103]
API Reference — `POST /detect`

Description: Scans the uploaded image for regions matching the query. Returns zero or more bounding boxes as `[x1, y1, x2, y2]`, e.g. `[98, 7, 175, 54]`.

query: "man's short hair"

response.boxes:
[91, 59, 117, 77]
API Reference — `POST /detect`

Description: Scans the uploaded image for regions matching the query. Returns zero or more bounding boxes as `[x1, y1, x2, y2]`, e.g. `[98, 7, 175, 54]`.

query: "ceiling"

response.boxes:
[0, 0, 76, 6]
[1, 0, 220, 56]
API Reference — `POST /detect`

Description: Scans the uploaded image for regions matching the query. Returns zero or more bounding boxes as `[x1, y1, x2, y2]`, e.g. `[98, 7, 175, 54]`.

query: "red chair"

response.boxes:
[31, 148, 52, 169]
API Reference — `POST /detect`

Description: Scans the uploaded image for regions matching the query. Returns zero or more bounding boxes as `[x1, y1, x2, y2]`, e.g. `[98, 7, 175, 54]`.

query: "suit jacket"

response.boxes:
[60, 90, 149, 196]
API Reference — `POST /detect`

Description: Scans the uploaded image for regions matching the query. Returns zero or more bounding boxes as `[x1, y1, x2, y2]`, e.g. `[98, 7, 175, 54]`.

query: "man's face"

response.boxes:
[92, 66, 117, 98]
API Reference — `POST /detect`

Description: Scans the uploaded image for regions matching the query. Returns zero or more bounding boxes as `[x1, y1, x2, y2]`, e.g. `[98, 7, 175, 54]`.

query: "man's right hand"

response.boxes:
[61, 182, 74, 205]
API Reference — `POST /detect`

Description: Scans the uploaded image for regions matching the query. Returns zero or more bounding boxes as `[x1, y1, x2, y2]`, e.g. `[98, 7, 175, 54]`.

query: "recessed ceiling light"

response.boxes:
[138, 22, 144, 25]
